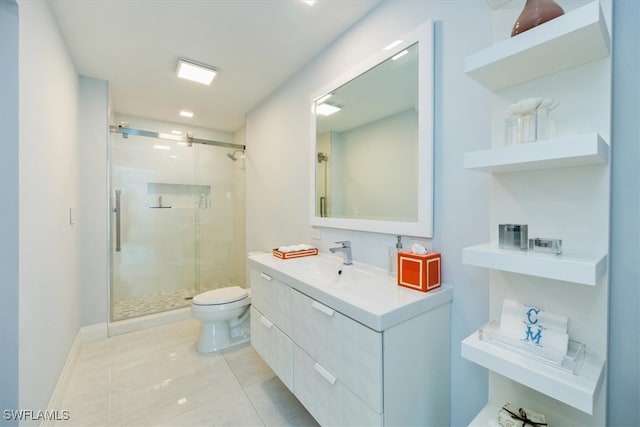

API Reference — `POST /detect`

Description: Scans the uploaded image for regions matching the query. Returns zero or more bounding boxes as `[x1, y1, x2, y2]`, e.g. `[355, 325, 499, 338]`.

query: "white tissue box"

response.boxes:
[397, 252, 441, 292]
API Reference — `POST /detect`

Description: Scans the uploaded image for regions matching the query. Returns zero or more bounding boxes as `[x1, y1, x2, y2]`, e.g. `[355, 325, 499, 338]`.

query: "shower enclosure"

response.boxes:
[109, 122, 245, 322]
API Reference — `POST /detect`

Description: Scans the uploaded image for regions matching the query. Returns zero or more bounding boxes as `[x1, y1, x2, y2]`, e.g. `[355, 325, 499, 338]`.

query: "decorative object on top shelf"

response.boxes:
[499, 224, 529, 250]
[529, 237, 563, 255]
[512, 0, 565, 37]
[498, 403, 548, 427]
[505, 97, 558, 145]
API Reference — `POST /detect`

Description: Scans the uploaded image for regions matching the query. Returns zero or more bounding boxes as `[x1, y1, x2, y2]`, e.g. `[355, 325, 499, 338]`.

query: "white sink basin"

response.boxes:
[279, 255, 382, 288]
[248, 252, 452, 331]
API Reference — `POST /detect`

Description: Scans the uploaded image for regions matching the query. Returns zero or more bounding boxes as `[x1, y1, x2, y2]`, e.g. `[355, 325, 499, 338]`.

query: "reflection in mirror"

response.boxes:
[314, 43, 418, 222]
[310, 21, 433, 238]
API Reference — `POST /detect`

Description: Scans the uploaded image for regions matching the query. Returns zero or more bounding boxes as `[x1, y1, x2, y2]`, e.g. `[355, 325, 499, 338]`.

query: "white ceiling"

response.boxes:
[49, 0, 381, 133]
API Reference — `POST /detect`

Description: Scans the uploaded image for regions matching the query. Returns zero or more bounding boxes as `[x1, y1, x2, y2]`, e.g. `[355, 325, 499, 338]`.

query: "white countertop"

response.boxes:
[248, 252, 452, 332]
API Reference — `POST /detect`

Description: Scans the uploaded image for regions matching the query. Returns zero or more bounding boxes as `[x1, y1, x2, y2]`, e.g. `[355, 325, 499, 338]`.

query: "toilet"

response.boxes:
[191, 286, 251, 353]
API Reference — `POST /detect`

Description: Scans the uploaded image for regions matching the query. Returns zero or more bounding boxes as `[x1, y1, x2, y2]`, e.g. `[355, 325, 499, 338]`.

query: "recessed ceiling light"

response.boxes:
[154, 144, 171, 151]
[176, 58, 217, 85]
[383, 40, 404, 51]
[180, 110, 194, 118]
[316, 103, 341, 116]
[392, 50, 409, 61]
[302, 0, 316, 5]
[171, 130, 182, 135]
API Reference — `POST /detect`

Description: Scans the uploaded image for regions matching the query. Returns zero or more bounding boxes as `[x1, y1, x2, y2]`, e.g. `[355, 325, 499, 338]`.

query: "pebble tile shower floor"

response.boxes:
[55, 319, 319, 427]
[111, 283, 236, 321]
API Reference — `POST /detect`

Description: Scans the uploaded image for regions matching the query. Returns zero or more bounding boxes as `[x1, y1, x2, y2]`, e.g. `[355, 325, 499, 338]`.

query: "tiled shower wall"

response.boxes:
[110, 115, 245, 320]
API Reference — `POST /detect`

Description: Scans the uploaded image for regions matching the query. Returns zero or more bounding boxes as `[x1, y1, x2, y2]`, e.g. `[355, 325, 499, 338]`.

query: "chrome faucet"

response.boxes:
[329, 241, 352, 265]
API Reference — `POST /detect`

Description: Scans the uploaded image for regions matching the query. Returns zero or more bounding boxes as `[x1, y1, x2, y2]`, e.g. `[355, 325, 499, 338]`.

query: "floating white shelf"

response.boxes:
[462, 331, 604, 415]
[465, 1, 610, 91]
[462, 243, 607, 286]
[464, 133, 609, 173]
[468, 402, 500, 427]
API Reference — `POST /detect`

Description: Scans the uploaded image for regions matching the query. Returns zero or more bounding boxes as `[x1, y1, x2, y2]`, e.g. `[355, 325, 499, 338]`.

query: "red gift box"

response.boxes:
[397, 252, 441, 292]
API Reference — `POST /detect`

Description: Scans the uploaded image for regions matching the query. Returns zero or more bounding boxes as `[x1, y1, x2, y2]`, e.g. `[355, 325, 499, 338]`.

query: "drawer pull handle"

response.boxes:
[259, 316, 273, 329]
[311, 301, 334, 317]
[313, 363, 336, 385]
[260, 272, 272, 281]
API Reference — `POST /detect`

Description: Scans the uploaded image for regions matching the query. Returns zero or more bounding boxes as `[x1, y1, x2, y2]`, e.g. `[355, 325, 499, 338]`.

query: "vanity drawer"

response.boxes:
[290, 289, 383, 414]
[293, 344, 382, 427]
[249, 269, 293, 336]
[250, 306, 293, 391]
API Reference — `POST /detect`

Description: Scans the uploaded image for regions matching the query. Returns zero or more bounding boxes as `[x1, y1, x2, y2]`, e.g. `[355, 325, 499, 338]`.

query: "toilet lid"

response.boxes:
[193, 286, 249, 305]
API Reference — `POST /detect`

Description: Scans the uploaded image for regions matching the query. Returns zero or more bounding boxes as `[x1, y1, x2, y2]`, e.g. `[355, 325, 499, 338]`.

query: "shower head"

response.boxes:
[227, 149, 245, 161]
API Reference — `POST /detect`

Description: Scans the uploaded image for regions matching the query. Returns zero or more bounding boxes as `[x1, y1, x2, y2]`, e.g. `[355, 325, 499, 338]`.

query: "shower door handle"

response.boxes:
[114, 190, 121, 252]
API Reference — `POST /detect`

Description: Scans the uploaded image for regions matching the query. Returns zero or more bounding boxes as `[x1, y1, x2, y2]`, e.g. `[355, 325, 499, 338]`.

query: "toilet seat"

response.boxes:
[192, 286, 249, 306]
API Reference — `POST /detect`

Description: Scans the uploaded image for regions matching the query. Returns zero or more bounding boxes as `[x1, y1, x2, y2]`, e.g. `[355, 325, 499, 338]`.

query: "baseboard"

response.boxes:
[107, 307, 192, 336]
[41, 331, 83, 427]
[41, 322, 109, 426]
[80, 322, 108, 342]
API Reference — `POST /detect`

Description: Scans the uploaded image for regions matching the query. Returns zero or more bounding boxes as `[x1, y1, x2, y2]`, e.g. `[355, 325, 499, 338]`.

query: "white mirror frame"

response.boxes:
[309, 21, 434, 237]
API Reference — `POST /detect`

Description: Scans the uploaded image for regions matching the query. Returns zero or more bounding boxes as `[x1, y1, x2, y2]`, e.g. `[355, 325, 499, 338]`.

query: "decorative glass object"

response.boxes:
[511, 0, 565, 37]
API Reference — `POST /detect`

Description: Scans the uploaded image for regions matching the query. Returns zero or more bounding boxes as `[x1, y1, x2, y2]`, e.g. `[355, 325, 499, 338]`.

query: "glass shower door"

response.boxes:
[110, 133, 198, 321]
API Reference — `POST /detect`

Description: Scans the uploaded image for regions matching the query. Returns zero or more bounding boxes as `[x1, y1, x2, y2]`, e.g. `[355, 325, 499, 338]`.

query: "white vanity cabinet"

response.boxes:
[248, 254, 453, 426]
[249, 270, 294, 390]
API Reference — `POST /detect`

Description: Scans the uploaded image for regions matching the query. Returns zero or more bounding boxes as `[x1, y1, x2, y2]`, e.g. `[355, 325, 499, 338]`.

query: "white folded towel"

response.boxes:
[501, 298, 568, 333]
[277, 243, 315, 253]
[499, 320, 569, 361]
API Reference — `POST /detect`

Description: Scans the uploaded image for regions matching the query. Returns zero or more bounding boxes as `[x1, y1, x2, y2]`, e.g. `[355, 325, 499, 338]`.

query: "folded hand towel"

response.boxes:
[499, 320, 569, 360]
[501, 299, 568, 333]
[277, 244, 315, 253]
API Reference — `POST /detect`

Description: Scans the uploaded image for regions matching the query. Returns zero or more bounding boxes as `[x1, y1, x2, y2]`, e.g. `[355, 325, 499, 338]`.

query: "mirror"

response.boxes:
[310, 21, 434, 237]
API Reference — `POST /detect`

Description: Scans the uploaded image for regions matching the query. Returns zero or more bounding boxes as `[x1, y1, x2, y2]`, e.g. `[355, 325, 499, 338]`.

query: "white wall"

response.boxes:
[0, 0, 20, 420]
[18, 0, 80, 421]
[245, 2, 491, 425]
[78, 76, 109, 327]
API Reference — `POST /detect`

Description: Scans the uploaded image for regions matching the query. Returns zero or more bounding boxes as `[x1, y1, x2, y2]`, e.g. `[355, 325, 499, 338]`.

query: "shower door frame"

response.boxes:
[107, 125, 245, 324]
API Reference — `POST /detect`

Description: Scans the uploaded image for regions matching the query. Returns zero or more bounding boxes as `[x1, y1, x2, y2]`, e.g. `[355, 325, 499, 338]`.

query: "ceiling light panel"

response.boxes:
[316, 103, 341, 116]
[176, 59, 217, 85]
[180, 110, 194, 118]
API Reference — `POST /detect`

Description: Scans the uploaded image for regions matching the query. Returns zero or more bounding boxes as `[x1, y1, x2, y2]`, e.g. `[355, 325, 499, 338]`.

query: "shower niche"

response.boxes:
[147, 182, 211, 209]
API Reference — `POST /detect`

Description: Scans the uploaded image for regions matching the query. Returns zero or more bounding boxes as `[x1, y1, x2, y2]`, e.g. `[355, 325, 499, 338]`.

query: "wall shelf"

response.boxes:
[462, 244, 607, 286]
[464, 133, 609, 173]
[462, 331, 604, 415]
[465, 1, 610, 91]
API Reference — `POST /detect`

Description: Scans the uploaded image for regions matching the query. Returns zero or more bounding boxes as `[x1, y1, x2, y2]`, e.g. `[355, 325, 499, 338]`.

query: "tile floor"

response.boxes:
[56, 319, 319, 427]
